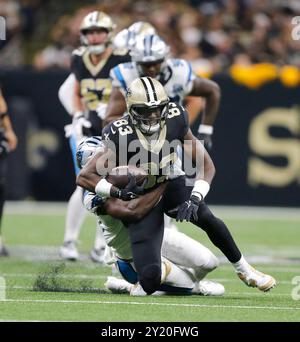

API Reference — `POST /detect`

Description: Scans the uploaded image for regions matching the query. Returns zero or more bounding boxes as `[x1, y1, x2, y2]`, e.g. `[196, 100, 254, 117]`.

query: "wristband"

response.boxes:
[191, 179, 210, 200]
[95, 178, 113, 197]
[198, 124, 213, 135]
[73, 110, 84, 118]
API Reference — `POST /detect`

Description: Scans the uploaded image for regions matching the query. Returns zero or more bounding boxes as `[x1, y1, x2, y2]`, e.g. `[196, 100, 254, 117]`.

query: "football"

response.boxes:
[106, 165, 148, 189]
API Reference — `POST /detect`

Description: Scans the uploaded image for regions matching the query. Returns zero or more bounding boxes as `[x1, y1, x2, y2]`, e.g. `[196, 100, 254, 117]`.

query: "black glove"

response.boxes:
[176, 195, 202, 222]
[197, 132, 213, 152]
[110, 173, 145, 201]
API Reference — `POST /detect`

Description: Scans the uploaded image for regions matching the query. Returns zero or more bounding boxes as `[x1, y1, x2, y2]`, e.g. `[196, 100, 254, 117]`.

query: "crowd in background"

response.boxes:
[1, 0, 300, 77]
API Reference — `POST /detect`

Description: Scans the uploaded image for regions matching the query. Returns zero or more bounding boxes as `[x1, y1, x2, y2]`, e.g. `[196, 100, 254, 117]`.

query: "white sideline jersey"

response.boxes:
[58, 73, 76, 115]
[110, 58, 196, 104]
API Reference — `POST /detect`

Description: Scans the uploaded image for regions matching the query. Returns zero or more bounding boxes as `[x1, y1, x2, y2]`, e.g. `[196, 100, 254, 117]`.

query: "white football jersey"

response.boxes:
[110, 58, 196, 104]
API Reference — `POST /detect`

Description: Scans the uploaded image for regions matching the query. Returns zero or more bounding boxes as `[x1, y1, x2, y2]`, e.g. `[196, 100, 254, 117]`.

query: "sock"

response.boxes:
[63, 186, 86, 243]
[232, 255, 252, 274]
[93, 221, 106, 250]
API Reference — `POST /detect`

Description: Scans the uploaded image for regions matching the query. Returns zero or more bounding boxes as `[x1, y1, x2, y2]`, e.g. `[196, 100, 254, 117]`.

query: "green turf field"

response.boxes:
[0, 204, 300, 322]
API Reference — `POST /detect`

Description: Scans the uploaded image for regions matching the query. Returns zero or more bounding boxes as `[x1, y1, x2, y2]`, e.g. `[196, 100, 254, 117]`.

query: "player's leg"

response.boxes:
[60, 135, 86, 260]
[162, 228, 219, 280]
[127, 200, 165, 294]
[165, 177, 276, 292]
[90, 221, 106, 263]
[193, 202, 276, 291]
[0, 155, 8, 256]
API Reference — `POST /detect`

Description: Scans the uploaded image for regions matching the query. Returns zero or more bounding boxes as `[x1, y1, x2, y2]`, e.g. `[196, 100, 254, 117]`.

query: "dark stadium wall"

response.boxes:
[1, 70, 300, 206]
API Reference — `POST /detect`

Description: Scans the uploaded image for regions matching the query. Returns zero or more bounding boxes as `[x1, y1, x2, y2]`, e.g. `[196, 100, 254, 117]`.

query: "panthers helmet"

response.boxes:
[113, 22, 156, 51]
[76, 136, 104, 169]
[126, 77, 169, 134]
[130, 34, 170, 65]
[80, 11, 116, 54]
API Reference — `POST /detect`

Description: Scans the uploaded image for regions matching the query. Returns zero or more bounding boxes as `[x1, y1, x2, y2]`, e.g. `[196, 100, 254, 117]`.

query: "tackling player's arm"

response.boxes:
[104, 183, 166, 222]
[104, 87, 126, 125]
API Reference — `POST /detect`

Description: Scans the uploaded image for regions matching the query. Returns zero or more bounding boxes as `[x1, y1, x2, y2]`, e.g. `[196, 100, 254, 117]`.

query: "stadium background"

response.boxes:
[1, 0, 300, 324]
[1, 0, 300, 206]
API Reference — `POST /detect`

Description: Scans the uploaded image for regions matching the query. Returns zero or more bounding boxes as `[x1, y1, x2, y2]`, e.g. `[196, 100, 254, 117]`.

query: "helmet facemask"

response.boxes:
[130, 101, 169, 135]
[80, 11, 116, 55]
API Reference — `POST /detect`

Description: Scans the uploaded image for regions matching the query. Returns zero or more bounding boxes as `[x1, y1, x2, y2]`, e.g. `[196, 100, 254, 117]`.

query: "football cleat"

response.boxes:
[129, 283, 147, 296]
[0, 244, 9, 257]
[59, 241, 79, 261]
[237, 266, 276, 292]
[90, 247, 105, 264]
[198, 280, 225, 296]
[104, 276, 132, 294]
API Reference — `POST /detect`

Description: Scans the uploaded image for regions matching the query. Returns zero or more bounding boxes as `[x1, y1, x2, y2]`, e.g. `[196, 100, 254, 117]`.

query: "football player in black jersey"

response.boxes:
[60, 11, 131, 262]
[0, 85, 18, 256]
[77, 76, 276, 295]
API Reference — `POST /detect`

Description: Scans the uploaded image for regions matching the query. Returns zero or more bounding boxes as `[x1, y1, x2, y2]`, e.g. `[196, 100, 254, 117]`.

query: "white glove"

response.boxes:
[95, 103, 108, 120]
[72, 111, 92, 141]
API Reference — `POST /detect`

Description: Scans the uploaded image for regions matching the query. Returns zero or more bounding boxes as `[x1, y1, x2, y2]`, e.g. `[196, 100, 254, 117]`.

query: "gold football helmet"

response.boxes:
[126, 77, 169, 134]
[80, 11, 116, 54]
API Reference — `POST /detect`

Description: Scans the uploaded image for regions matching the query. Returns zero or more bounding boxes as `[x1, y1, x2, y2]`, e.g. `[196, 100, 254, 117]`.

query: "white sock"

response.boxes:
[232, 255, 251, 274]
[94, 221, 106, 250]
[63, 186, 86, 243]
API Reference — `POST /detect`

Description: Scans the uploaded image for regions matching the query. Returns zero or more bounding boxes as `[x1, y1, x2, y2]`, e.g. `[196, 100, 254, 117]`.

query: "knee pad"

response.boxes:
[139, 264, 161, 295]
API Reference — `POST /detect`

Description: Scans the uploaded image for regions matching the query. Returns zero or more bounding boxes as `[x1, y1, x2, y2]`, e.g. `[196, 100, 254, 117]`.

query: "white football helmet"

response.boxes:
[126, 77, 169, 134]
[130, 34, 169, 64]
[76, 136, 104, 169]
[113, 21, 156, 51]
[80, 11, 116, 54]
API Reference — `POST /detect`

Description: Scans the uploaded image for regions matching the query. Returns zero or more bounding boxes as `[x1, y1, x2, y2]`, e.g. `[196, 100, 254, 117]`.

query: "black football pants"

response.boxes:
[127, 176, 242, 294]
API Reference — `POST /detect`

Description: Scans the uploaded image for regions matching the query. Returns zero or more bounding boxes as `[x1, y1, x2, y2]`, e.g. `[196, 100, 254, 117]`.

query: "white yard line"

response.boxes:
[2, 298, 299, 311]
[5, 201, 300, 220]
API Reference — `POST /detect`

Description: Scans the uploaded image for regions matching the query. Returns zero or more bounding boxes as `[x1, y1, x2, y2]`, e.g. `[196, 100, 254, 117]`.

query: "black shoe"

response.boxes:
[0, 244, 9, 257]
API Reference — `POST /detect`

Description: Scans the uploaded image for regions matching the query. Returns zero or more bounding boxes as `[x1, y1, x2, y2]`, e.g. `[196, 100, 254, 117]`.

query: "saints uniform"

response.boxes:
[110, 58, 195, 104]
[71, 47, 130, 135]
[102, 101, 188, 191]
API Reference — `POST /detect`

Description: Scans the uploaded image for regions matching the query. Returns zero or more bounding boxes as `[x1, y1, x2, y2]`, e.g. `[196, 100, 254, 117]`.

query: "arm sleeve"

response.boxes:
[58, 74, 76, 115]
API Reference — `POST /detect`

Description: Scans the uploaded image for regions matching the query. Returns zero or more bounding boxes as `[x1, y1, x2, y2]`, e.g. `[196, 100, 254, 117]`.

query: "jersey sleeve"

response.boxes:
[180, 104, 190, 139]
[110, 65, 128, 93]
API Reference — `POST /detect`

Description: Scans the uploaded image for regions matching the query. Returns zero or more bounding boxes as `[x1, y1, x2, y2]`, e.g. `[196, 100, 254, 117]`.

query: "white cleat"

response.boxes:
[129, 283, 148, 296]
[104, 276, 132, 294]
[198, 280, 225, 296]
[59, 241, 79, 261]
[90, 247, 105, 264]
[237, 266, 276, 292]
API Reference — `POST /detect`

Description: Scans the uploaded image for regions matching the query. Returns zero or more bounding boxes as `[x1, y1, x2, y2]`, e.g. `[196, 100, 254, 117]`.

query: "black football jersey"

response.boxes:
[102, 102, 189, 191]
[71, 47, 131, 135]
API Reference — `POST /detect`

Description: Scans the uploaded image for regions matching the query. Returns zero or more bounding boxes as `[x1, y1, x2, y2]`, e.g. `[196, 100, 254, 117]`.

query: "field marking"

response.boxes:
[5, 285, 292, 297]
[2, 298, 300, 311]
[6, 201, 300, 220]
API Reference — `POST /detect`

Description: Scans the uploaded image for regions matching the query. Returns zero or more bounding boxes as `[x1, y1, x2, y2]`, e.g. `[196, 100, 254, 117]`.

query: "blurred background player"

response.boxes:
[0, 84, 18, 256]
[76, 136, 225, 297]
[105, 33, 221, 151]
[59, 11, 130, 262]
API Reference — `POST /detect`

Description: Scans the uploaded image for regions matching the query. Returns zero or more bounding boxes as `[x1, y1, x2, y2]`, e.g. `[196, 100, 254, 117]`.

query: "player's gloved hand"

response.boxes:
[95, 103, 108, 120]
[176, 195, 202, 222]
[72, 111, 92, 140]
[197, 124, 213, 151]
[110, 173, 145, 201]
